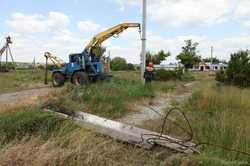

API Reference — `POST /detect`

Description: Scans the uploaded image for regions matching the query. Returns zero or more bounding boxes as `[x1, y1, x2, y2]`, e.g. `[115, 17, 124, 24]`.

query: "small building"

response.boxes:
[154, 63, 183, 71]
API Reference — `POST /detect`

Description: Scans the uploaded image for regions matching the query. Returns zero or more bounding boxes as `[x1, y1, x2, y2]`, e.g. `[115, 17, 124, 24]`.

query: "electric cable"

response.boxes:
[197, 142, 250, 157]
[140, 107, 197, 153]
[142, 106, 250, 157]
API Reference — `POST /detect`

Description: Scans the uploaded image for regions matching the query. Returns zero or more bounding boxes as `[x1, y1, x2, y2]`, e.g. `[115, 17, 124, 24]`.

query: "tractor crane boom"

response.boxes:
[44, 52, 65, 67]
[84, 23, 140, 54]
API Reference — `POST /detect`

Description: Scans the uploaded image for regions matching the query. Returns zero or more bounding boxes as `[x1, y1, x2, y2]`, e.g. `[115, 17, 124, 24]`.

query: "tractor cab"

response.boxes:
[69, 54, 82, 64]
[69, 53, 84, 68]
[68, 52, 103, 78]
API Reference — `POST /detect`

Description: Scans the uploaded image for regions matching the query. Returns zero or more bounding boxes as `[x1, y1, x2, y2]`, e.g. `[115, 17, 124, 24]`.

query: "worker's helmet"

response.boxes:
[148, 62, 153, 67]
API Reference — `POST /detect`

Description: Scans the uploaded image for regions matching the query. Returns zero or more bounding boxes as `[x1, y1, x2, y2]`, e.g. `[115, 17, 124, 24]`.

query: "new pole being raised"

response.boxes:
[141, 0, 147, 84]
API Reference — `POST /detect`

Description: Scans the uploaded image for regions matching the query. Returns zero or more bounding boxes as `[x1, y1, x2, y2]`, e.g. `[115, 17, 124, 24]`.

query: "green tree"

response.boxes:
[92, 46, 106, 58]
[146, 50, 171, 65]
[203, 57, 220, 64]
[177, 40, 201, 69]
[111, 57, 127, 71]
[227, 50, 250, 86]
[216, 50, 250, 87]
[126, 63, 135, 70]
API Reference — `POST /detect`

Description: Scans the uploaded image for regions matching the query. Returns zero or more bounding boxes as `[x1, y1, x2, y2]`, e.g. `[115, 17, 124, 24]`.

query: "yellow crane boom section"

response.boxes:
[44, 52, 65, 67]
[44, 23, 140, 66]
[84, 23, 141, 53]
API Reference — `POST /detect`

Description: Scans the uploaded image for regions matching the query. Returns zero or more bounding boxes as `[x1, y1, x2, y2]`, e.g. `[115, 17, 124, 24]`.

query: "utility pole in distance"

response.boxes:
[210, 46, 213, 71]
[141, 0, 147, 84]
[211, 46, 213, 61]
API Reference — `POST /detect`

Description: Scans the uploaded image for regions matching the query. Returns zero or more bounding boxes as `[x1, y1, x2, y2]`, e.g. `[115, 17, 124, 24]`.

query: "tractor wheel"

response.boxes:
[73, 72, 89, 85]
[52, 72, 65, 87]
[99, 73, 105, 81]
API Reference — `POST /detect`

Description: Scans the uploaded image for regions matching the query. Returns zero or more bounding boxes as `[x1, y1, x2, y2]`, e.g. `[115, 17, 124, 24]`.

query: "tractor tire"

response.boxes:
[52, 72, 65, 87]
[99, 73, 105, 81]
[72, 72, 89, 85]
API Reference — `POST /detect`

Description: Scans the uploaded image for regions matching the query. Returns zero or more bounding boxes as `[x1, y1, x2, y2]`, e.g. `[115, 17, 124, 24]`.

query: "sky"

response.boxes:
[1, 0, 250, 64]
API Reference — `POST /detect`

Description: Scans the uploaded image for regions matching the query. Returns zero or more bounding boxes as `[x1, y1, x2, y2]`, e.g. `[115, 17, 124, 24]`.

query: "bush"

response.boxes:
[126, 63, 135, 70]
[37, 64, 45, 70]
[111, 57, 135, 71]
[216, 50, 250, 87]
[154, 69, 194, 81]
[0, 62, 16, 71]
[111, 57, 127, 71]
[47, 64, 59, 70]
[154, 69, 181, 81]
[215, 70, 227, 83]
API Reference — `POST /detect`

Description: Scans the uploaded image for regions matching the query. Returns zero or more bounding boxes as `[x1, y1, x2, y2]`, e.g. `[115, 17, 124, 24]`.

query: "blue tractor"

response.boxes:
[45, 50, 108, 87]
[44, 23, 141, 87]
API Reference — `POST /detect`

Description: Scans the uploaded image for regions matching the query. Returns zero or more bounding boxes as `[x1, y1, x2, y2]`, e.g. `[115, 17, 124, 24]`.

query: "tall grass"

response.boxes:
[0, 108, 193, 166]
[185, 81, 250, 165]
[0, 69, 48, 93]
[0, 71, 190, 165]
[0, 109, 78, 145]
[44, 71, 177, 119]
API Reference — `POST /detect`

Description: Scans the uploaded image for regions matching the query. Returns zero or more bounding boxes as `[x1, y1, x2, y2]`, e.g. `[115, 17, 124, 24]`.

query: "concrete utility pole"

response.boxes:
[211, 46, 213, 61]
[210, 46, 213, 71]
[141, 0, 147, 84]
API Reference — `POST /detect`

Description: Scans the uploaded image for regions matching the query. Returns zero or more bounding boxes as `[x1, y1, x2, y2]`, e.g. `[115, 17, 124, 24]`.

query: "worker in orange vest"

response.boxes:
[144, 62, 154, 84]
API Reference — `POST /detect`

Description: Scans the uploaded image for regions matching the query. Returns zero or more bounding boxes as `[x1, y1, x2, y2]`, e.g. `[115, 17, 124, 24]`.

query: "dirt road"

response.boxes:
[119, 82, 194, 126]
[0, 86, 54, 111]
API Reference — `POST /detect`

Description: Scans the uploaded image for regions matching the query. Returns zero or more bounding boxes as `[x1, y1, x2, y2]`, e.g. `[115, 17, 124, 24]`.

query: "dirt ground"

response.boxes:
[0, 86, 54, 112]
[119, 82, 195, 126]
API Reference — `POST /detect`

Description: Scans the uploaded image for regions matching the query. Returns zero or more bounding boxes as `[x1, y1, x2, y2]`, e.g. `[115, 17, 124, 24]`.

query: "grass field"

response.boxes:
[0, 70, 249, 165]
[183, 79, 250, 165]
[43, 71, 178, 119]
[0, 69, 47, 93]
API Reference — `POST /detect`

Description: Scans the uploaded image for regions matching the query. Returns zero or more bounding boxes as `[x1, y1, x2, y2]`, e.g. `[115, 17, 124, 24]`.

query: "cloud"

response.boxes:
[77, 20, 101, 32]
[115, 0, 235, 27]
[5, 2, 250, 64]
[243, 20, 250, 29]
[47, 12, 70, 27]
[233, 0, 250, 28]
[104, 27, 250, 63]
[6, 29, 85, 63]
[148, 0, 232, 27]
[6, 12, 70, 33]
[6, 27, 250, 64]
[233, 0, 250, 18]
[115, 0, 138, 11]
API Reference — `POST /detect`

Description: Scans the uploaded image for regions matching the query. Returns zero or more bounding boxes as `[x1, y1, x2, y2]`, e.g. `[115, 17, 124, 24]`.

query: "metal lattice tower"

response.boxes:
[0, 36, 15, 72]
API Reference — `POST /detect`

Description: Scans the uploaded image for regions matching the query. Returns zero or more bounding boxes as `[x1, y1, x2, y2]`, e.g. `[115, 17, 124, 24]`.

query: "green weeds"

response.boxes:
[48, 72, 178, 119]
[184, 81, 250, 164]
[0, 109, 78, 145]
[0, 69, 49, 93]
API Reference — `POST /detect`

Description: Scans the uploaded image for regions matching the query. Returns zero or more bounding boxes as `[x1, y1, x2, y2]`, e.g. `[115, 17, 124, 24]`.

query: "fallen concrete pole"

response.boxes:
[44, 109, 198, 154]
